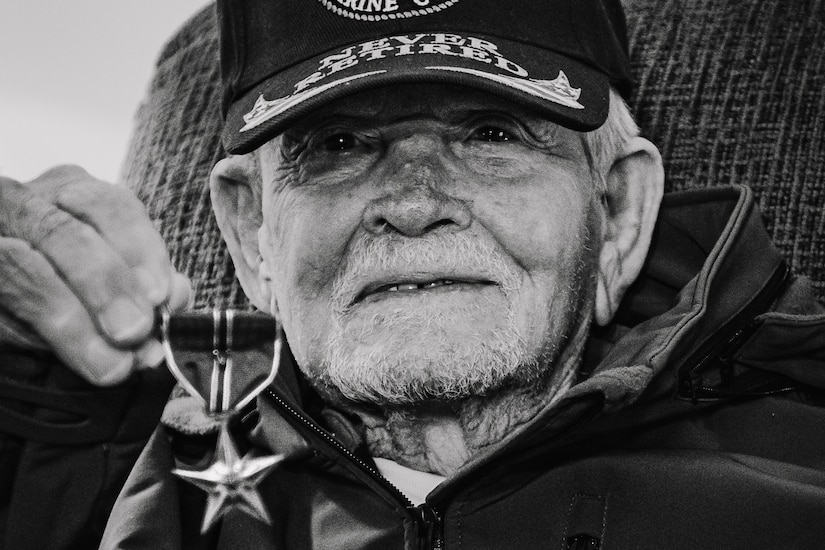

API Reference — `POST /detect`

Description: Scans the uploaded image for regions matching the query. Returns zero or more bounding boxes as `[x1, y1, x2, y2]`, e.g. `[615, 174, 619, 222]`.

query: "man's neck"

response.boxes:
[345, 322, 587, 477]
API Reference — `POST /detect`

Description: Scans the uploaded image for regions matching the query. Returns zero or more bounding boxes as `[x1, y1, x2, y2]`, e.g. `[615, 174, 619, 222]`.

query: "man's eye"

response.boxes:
[470, 126, 516, 143]
[321, 133, 360, 151]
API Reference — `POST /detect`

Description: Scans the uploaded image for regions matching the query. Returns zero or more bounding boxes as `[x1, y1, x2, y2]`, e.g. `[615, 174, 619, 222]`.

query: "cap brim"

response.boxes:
[223, 33, 610, 154]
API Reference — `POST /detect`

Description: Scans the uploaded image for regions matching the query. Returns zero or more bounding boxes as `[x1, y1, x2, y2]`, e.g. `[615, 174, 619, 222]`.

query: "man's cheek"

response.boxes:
[264, 185, 301, 241]
[506, 207, 589, 269]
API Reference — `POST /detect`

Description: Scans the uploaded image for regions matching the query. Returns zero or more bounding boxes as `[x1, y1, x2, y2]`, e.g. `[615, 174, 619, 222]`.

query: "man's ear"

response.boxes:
[210, 154, 271, 312]
[595, 137, 664, 326]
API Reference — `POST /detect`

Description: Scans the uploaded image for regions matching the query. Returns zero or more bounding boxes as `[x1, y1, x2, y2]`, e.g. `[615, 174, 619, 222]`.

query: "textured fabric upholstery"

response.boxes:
[627, 0, 824, 299]
[119, 7, 242, 309]
[121, 1, 824, 307]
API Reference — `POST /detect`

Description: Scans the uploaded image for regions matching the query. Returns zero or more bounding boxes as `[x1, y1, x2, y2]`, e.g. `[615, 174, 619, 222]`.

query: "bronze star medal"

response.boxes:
[161, 309, 283, 533]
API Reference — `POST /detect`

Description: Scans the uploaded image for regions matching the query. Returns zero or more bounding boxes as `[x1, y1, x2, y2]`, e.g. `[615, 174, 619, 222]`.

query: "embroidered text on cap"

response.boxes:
[318, 0, 460, 20]
[239, 34, 585, 134]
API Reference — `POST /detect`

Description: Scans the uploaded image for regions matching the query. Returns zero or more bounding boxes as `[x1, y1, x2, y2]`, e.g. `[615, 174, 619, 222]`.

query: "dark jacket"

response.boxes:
[101, 186, 825, 549]
[0, 353, 173, 549]
[3, 186, 825, 549]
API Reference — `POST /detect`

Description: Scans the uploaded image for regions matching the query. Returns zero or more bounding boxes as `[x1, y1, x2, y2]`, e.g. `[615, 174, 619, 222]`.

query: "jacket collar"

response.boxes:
[567, 185, 792, 408]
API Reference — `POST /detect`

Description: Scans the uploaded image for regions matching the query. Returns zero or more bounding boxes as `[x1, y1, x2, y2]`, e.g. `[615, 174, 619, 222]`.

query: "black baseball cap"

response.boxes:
[218, 0, 632, 154]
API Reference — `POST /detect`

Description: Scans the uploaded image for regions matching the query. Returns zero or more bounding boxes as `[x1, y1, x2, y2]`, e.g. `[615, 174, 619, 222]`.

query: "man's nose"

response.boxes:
[361, 138, 472, 237]
[362, 185, 472, 236]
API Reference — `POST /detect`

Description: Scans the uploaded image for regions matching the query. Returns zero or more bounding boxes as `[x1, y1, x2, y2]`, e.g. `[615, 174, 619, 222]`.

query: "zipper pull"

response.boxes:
[414, 504, 444, 549]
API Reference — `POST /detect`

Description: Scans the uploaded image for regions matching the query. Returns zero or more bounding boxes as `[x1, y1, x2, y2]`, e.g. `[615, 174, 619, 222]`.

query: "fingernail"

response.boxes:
[135, 267, 167, 305]
[87, 339, 133, 385]
[136, 339, 165, 368]
[169, 271, 194, 311]
[101, 298, 152, 342]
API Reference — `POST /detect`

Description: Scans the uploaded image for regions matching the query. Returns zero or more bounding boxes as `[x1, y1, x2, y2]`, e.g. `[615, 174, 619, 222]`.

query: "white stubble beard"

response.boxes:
[310, 231, 585, 406]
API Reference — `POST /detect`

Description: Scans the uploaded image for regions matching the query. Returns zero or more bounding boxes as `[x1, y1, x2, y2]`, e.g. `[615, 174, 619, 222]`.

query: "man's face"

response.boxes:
[256, 83, 603, 405]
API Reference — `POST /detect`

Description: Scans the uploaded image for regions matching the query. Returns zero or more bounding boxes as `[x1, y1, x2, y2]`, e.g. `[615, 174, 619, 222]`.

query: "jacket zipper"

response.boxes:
[265, 388, 444, 549]
[415, 504, 444, 550]
[678, 261, 792, 401]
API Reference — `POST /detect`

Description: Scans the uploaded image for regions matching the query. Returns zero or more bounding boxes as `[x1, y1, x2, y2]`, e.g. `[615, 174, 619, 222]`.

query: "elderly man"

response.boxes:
[2, 0, 825, 548]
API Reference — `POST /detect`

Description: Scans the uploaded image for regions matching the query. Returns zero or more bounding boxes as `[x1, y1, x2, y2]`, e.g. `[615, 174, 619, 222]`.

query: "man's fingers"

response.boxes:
[167, 271, 194, 314]
[134, 339, 165, 370]
[0, 237, 134, 385]
[36, 166, 174, 305]
[133, 272, 192, 371]
[0, 167, 189, 383]
[0, 169, 157, 345]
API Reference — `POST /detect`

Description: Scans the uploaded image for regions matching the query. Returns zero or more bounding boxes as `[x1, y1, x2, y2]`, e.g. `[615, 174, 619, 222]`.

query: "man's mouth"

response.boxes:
[355, 278, 494, 303]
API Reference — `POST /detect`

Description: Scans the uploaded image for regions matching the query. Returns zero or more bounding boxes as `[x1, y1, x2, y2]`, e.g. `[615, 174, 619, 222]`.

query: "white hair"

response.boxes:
[582, 87, 641, 188]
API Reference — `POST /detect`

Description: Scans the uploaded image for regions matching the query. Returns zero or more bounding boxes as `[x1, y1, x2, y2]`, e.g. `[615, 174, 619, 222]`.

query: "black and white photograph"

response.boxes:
[1, 0, 823, 548]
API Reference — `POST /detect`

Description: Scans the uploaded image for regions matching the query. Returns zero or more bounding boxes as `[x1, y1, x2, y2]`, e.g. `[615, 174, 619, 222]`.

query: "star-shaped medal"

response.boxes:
[174, 424, 284, 533]
[161, 309, 284, 534]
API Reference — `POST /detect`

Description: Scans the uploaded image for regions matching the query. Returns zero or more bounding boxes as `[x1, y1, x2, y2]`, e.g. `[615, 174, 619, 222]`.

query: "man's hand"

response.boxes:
[0, 166, 191, 385]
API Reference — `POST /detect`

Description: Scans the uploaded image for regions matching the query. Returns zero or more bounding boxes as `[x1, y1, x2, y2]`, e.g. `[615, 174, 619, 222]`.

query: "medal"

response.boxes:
[161, 309, 283, 533]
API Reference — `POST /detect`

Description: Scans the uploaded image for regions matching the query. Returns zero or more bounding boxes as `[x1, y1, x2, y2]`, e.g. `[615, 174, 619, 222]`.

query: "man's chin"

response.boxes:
[314, 320, 535, 406]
